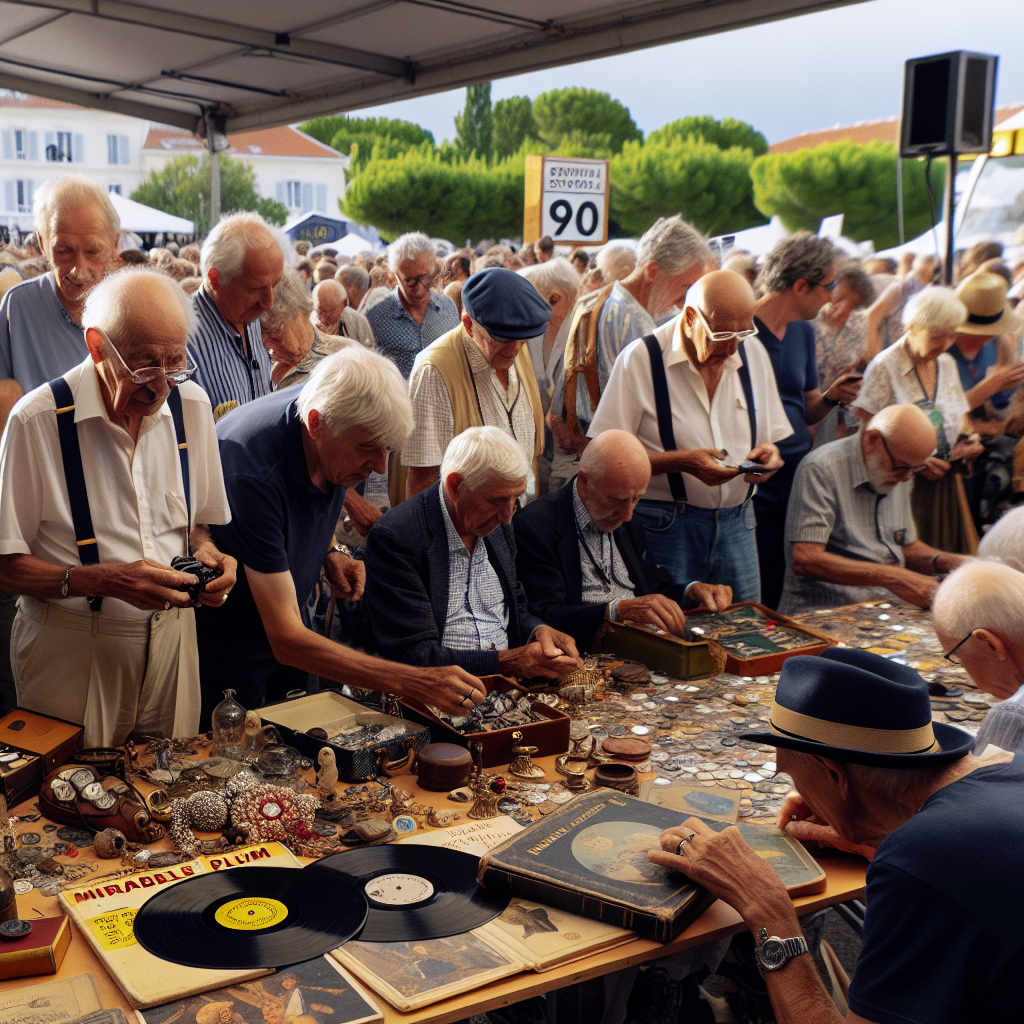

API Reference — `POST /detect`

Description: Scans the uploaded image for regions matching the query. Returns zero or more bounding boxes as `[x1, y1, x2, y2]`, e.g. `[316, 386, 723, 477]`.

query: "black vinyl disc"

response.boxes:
[132, 866, 368, 969]
[307, 845, 509, 942]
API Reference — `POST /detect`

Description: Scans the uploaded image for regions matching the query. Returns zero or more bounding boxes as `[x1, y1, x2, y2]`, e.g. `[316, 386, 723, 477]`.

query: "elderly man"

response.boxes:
[555, 215, 713, 450]
[752, 233, 864, 607]
[649, 646, 1020, 1024]
[0, 268, 235, 746]
[189, 212, 286, 421]
[514, 430, 732, 650]
[933, 560, 1024, 754]
[364, 232, 460, 379]
[337, 265, 371, 312]
[363, 427, 579, 679]
[779, 404, 972, 614]
[404, 268, 549, 501]
[311, 279, 374, 348]
[590, 270, 791, 601]
[195, 347, 485, 720]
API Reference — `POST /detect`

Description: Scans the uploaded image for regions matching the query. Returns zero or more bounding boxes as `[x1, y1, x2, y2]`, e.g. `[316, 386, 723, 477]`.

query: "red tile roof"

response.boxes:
[0, 89, 83, 110]
[143, 125, 342, 159]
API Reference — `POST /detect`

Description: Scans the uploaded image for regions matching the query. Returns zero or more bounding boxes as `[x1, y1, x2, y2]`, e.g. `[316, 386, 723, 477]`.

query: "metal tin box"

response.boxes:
[592, 620, 718, 678]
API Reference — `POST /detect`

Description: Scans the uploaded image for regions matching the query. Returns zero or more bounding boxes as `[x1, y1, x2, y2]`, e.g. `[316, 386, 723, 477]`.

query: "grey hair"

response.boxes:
[596, 244, 637, 282]
[337, 265, 369, 290]
[844, 762, 949, 816]
[34, 175, 119, 246]
[296, 347, 412, 452]
[757, 232, 843, 294]
[518, 257, 580, 305]
[834, 265, 876, 308]
[976, 506, 1024, 572]
[261, 270, 313, 334]
[200, 211, 291, 285]
[82, 266, 196, 342]
[932, 558, 1024, 641]
[636, 216, 713, 275]
[387, 232, 437, 271]
[904, 286, 967, 335]
[440, 426, 529, 491]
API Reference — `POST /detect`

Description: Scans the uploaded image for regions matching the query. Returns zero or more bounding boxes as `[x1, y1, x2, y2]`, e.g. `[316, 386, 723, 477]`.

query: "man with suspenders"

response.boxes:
[589, 271, 792, 602]
[0, 269, 234, 747]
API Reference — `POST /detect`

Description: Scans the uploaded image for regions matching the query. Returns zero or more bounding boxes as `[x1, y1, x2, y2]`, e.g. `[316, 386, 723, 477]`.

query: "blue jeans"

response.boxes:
[633, 499, 761, 603]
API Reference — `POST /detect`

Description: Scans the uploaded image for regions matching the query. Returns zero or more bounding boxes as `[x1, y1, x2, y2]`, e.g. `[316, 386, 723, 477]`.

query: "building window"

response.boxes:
[46, 131, 74, 163]
[13, 130, 26, 160]
[15, 180, 33, 213]
[286, 181, 302, 208]
[108, 184, 122, 195]
[107, 134, 130, 165]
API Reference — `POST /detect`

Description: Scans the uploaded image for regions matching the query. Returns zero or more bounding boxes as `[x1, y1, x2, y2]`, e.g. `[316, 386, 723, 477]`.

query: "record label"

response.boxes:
[364, 873, 435, 906]
[214, 896, 289, 930]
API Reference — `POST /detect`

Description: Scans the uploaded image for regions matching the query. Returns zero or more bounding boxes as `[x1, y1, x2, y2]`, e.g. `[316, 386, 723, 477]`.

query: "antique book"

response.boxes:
[0, 914, 72, 981]
[135, 955, 382, 1024]
[0, 973, 100, 1023]
[477, 897, 634, 972]
[69, 1013, 131, 1024]
[640, 780, 740, 822]
[58, 842, 302, 1008]
[332, 932, 521, 1012]
[398, 815, 524, 857]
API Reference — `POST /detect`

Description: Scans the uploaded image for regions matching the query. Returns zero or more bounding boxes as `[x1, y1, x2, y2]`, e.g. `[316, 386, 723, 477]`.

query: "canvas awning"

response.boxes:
[107, 192, 194, 234]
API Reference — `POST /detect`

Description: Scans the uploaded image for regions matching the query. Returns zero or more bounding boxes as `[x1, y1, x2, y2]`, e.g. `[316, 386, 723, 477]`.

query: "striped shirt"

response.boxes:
[188, 286, 273, 421]
[364, 288, 460, 379]
[974, 687, 1024, 754]
[573, 480, 636, 620]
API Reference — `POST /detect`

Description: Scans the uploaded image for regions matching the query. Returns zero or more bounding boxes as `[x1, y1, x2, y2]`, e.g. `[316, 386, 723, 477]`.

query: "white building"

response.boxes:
[1, 89, 348, 234]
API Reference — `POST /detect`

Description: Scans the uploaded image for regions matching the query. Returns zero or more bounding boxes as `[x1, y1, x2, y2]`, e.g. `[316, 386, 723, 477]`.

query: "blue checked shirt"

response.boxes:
[974, 686, 1024, 754]
[188, 286, 273, 421]
[364, 288, 460, 379]
[573, 480, 636, 621]
[438, 484, 508, 652]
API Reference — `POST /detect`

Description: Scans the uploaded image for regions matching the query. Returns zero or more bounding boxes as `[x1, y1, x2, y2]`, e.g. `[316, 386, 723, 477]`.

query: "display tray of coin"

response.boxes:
[591, 619, 719, 679]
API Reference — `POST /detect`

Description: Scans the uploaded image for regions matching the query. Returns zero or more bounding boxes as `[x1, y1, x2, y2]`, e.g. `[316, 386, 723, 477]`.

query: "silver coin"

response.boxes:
[70, 769, 95, 788]
[547, 789, 575, 804]
[12, 879, 32, 895]
[81, 782, 104, 801]
[630, 726, 651, 736]
[0, 753, 18, 764]
[650, 752, 669, 762]
[50, 780, 75, 802]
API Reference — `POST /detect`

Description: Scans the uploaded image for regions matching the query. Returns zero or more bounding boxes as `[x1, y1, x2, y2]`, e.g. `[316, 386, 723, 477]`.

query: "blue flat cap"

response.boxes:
[462, 267, 552, 340]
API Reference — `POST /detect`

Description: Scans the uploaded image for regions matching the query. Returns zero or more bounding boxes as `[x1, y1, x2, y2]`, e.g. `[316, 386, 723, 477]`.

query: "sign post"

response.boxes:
[524, 155, 610, 247]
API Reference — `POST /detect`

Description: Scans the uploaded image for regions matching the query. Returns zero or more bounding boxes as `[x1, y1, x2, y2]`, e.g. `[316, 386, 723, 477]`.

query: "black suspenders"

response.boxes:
[642, 334, 758, 504]
[47, 377, 191, 612]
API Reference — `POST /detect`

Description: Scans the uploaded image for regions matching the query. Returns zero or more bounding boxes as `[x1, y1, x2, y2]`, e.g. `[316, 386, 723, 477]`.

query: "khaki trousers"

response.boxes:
[11, 598, 200, 748]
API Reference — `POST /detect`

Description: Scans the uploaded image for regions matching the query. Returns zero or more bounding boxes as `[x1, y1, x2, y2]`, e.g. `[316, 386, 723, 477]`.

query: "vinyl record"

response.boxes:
[132, 866, 368, 969]
[308, 845, 509, 942]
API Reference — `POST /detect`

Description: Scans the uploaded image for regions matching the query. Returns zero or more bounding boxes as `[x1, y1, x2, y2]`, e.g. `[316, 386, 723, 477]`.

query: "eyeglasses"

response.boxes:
[813, 278, 839, 292]
[943, 630, 976, 665]
[99, 328, 197, 386]
[879, 434, 928, 475]
[398, 269, 439, 291]
[693, 307, 757, 345]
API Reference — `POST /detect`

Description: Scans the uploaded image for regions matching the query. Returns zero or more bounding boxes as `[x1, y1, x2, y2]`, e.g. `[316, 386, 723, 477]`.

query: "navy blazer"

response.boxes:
[363, 485, 544, 675]
[513, 478, 689, 651]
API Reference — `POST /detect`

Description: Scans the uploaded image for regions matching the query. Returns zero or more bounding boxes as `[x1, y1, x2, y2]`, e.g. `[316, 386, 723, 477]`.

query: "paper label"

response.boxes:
[364, 872, 434, 905]
[214, 896, 289, 930]
[85, 907, 138, 950]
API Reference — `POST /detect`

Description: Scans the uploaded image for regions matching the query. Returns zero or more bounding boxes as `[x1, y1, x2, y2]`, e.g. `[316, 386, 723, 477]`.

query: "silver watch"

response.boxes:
[755, 927, 807, 973]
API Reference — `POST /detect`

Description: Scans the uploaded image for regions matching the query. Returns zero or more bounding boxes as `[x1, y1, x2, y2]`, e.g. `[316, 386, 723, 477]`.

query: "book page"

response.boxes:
[0, 973, 100, 1023]
[397, 815, 523, 857]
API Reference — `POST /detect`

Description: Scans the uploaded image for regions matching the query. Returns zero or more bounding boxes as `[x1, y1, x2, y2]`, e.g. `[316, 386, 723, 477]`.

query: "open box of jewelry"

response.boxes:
[259, 690, 430, 782]
[592, 620, 720, 679]
[0, 708, 83, 805]
[400, 675, 571, 769]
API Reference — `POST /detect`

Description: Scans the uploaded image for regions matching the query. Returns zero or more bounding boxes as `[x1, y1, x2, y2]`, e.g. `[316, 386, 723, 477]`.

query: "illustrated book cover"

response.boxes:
[398, 815, 524, 857]
[135, 954, 382, 1024]
[640, 781, 740, 822]
[0, 973, 100, 1023]
[58, 842, 302, 1008]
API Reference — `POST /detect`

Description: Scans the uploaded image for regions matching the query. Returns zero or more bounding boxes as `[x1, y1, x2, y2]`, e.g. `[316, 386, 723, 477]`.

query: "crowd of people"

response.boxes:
[0, 174, 1022, 1024]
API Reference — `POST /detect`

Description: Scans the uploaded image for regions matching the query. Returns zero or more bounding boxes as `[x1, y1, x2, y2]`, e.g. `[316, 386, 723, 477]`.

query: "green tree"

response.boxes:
[455, 83, 494, 159]
[131, 154, 287, 237]
[649, 116, 768, 156]
[610, 137, 766, 237]
[532, 88, 642, 153]
[493, 96, 539, 159]
[299, 115, 434, 152]
[750, 141, 946, 250]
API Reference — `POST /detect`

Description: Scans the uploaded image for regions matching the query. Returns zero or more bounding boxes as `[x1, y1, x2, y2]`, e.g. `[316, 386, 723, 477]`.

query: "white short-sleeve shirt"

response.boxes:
[0, 357, 231, 619]
[588, 313, 793, 507]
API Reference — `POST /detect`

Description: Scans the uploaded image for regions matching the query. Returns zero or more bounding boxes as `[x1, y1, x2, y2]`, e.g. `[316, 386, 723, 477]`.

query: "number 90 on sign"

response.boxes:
[542, 196, 605, 244]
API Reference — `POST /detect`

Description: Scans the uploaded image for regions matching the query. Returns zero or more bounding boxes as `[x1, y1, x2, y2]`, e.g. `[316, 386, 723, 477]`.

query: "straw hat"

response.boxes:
[955, 271, 1023, 335]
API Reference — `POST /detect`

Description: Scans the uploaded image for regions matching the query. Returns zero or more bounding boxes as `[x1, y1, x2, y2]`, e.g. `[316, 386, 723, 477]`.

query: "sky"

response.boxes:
[354, 0, 1024, 146]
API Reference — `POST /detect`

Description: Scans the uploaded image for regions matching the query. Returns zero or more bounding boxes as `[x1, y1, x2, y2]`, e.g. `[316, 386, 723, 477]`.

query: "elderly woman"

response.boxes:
[260, 269, 352, 389]
[854, 285, 985, 553]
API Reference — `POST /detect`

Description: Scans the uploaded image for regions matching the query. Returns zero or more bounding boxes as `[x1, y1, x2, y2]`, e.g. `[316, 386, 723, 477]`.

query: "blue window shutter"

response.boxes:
[119, 135, 130, 165]
[107, 135, 115, 164]
[1, 132, 12, 162]
[3, 181, 14, 212]
[27, 132, 38, 162]
[315, 183, 327, 212]
[301, 183, 313, 211]
[26, 180, 34, 209]
[73, 133, 85, 164]
[275, 182, 285, 204]
[45, 131, 55, 160]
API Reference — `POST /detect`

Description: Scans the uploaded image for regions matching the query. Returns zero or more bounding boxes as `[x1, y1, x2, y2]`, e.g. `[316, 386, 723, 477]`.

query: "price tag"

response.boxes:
[524, 155, 609, 246]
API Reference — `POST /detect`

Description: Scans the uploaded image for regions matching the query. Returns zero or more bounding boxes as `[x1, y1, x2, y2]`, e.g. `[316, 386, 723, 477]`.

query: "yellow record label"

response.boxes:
[214, 897, 289, 930]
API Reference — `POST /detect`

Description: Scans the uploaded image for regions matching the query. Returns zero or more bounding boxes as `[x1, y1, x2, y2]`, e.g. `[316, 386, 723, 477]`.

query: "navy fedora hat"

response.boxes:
[740, 647, 973, 768]
[461, 267, 552, 340]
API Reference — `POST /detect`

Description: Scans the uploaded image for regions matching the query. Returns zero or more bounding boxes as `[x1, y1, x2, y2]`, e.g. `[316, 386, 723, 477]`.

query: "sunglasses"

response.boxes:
[99, 328, 197, 386]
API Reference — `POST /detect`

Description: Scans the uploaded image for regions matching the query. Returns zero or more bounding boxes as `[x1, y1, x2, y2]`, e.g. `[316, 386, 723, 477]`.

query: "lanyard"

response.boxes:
[464, 341, 522, 439]
[575, 517, 633, 592]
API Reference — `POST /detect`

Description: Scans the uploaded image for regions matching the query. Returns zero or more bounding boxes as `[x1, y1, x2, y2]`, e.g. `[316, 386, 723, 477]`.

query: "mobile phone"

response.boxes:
[843, 372, 863, 383]
[738, 459, 770, 475]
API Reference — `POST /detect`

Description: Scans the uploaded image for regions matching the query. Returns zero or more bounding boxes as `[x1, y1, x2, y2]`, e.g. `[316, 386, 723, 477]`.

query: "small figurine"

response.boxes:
[507, 731, 545, 780]
[316, 748, 339, 802]
[468, 776, 505, 820]
[426, 807, 459, 828]
[243, 711, 267, 756]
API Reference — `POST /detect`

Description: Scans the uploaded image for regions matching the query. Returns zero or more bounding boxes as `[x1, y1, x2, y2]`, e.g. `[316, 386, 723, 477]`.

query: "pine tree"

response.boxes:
[455, 83, 493, 160]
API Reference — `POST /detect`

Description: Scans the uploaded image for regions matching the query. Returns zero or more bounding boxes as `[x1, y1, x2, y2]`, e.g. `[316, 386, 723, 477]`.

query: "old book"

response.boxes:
[58, 842, 301, 1009]
[640, 780, 740, 822]
[0, 914, 71, 981]
[135, 955, 382, 1024]
[477, 897, 634, 972]
[69, 1013, 131, 1024]
[332, 932, 521, 1012]
[0, 973, 100, 1023]
[397, 815, 524, 857]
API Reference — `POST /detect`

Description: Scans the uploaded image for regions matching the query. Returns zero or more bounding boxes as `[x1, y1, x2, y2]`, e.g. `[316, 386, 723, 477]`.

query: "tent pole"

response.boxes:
[205, 116, 221, 231]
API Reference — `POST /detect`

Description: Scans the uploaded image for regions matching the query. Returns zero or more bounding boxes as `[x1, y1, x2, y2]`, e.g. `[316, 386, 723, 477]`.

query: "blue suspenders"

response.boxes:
[47, 377, 191, 612]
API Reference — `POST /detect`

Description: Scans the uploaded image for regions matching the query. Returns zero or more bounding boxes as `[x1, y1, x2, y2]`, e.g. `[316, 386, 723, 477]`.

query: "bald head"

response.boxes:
[578, 430, 651, 532]
[860, 404, 937, 493]
[312, 279, 347, 333]
[682, 270, 756, 363]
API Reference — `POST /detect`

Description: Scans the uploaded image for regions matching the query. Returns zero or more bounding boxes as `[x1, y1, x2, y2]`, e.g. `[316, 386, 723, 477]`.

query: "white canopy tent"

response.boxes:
[107, 192, 194, 234]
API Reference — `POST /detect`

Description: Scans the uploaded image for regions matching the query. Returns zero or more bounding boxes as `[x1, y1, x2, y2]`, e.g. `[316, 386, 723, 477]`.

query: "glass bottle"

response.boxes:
[211, 689, 246, 759]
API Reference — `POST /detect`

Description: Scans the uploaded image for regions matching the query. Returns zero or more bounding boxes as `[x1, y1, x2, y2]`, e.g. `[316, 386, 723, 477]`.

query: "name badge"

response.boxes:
[893, 529, 907, 545]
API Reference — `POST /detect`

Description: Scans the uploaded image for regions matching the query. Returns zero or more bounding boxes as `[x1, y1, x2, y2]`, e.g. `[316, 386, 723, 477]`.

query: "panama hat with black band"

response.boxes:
[740, 647, 973, 768]
[955, 270, 1024, 336]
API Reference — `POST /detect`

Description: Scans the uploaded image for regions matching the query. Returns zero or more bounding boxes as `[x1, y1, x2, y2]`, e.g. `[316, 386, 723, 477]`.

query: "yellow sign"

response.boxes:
[86, 907, 138, 951]
[524, 155, 610, 246]
[214, 897, 289, 931]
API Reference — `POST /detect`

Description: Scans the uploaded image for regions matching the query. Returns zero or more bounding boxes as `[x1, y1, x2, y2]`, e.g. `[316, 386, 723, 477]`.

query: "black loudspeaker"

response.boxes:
[900, 51, 998, 157]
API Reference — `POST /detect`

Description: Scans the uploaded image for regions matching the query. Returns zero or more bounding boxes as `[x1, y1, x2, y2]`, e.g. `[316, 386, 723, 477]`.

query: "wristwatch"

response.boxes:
[754, 927, 808, 974]
[329, 544, 353, 559]
[61, 566, 72, 599]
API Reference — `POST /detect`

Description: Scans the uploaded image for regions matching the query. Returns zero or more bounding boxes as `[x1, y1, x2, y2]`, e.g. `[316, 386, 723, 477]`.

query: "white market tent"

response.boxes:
[0, 1, 868, 135]
[107, 191, 194, 234]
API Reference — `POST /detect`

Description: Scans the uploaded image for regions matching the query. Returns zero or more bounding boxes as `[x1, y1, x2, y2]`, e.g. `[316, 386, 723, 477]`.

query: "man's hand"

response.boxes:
[325, 550, 366, 601]
[987, 360, 1024, 393]
[919, 456, 950, 481]
[191, 539, 237, 608]
[742, 442, 784, 484]
[687, 582, 732, 612]
[618, 594, 688, 635]
[534, 624, 581, 664]
[394, 665, 488, 716]
[948, 439, 985, 464]
[824, 373, 862, 406]
[547, 410, 581, 456]
[499, 634, 580, 679]
[343, 490, 383, 536]
[677, 448, 741, 486]
[103, 559, 199, 611]
[887, 571, 938, 609]
[777, 791, 876, 861]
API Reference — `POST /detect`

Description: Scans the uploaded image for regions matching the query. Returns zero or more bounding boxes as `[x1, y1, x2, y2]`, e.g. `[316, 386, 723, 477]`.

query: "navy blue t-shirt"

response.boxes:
[849, 756, 1024, 1024]
[201, 388, 346, 661]
[753, 318, 819, 463]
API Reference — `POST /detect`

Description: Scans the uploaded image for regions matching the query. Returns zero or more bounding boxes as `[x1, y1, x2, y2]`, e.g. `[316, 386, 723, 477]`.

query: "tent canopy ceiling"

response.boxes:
[0, 0, 866, 134]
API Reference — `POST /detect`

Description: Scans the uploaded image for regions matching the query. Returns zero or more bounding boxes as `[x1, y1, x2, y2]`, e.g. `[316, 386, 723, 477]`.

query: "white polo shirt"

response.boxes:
[0, 357, 231, 619]
[589, 313, 792, 507]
